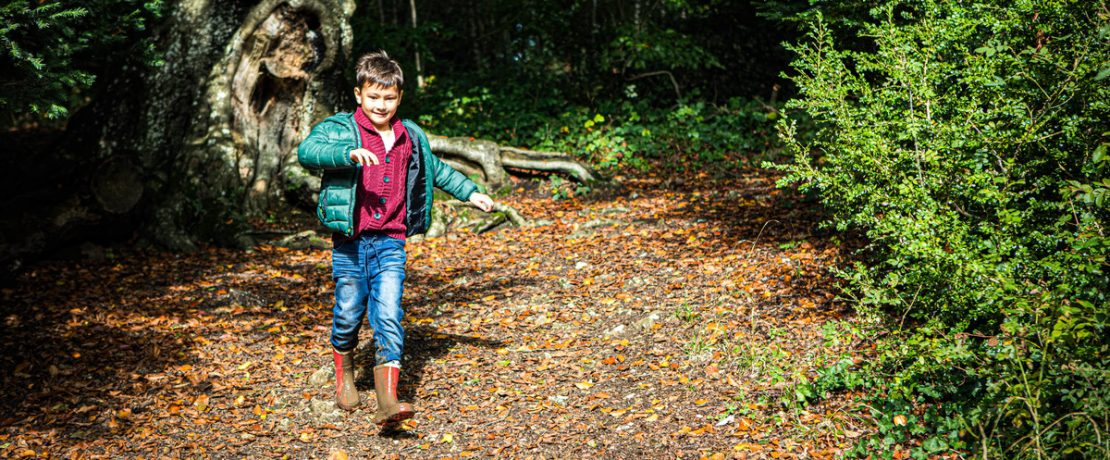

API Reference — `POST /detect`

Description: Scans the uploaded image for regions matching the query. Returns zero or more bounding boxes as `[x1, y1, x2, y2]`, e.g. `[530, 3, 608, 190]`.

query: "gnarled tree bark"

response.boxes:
[162, 0, 355, 249]
[3, 0, 355, 278]
[82, 0, 356, 251]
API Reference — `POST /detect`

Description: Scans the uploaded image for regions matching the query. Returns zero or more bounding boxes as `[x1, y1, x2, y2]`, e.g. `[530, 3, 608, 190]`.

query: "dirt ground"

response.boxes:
[0, 169, 869, 459]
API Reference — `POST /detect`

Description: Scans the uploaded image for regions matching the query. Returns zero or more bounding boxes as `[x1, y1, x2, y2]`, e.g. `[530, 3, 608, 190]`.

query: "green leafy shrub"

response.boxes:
[774, 1, 1109, 457]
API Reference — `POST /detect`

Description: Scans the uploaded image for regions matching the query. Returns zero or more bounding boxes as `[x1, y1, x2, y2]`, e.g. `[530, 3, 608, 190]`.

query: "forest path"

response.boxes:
[0, 169, 864, 459]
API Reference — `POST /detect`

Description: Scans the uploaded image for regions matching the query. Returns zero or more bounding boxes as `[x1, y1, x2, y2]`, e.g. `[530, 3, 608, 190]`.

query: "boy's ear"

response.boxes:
[353, 86, 362, 103]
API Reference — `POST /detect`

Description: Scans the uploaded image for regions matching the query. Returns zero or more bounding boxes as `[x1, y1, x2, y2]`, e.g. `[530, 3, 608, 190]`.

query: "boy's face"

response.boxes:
[354, 82, 403, 129]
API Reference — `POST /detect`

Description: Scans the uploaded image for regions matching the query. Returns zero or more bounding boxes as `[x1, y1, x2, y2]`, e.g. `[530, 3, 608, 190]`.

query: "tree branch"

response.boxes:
[627, 70, 682, 99]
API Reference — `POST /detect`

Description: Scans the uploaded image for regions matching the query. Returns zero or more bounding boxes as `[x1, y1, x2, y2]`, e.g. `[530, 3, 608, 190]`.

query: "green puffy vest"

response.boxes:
[297, 113, 478, 237]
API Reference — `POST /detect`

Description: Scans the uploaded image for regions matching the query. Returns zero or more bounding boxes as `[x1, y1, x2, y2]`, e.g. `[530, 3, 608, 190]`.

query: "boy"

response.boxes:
[297, 50, 494, 426]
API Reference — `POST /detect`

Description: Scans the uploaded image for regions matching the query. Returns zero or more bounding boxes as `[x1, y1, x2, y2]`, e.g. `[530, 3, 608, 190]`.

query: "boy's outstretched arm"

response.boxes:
[428, 153, 495, 212]
[297, 119, 379, 170]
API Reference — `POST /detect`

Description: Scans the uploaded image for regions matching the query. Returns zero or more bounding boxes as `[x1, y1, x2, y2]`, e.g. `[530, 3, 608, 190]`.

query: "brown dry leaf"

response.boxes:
[705, 363, 719, 377]
[193, 394, 210, 412]
[736, 417, 753, 432]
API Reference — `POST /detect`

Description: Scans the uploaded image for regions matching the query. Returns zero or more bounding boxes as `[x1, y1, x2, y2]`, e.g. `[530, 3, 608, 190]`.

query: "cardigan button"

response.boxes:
[379, 197, 387, 204]
[383, 176, 390, 183]
[385, 157, 391, 163]
[374, 213, 381, 219]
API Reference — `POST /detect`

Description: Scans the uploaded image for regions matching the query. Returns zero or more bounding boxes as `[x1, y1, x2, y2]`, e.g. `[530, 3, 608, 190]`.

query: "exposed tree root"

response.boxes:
[421, 201, 531, 239]
[427, 135, 598, 188]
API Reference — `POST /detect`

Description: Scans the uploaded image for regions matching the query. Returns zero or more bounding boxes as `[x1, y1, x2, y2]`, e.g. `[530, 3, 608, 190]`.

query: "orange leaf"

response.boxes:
[193, 394, 209, 412]
[736, 417, 753, 433]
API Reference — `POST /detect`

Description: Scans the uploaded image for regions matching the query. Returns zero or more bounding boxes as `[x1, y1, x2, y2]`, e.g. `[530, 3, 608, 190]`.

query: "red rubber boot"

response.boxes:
[333, 349, 359, 411]
[372, 364, 414, 425]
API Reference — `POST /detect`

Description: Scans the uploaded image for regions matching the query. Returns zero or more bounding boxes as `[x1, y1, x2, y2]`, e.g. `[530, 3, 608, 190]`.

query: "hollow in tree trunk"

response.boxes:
[72, 0, 357, 251]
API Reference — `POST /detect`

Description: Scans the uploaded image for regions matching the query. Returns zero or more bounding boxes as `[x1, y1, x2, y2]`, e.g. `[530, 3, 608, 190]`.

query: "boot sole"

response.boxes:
[390, 409, 414, 422]
[374, 408, 414, 425]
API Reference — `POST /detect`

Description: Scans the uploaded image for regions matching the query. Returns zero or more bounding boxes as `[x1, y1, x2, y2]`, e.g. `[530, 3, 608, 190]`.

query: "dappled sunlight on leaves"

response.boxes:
[0, 169, 864, 458]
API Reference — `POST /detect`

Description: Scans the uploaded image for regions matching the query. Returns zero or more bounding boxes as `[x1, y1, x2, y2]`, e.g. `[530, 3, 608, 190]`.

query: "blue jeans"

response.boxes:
[330, 233, 406, 365]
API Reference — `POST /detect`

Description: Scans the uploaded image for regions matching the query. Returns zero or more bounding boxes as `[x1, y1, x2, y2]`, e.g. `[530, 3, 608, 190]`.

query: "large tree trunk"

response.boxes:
[0, 0, 356, 277]
[161, 0, 356, 249]
[87, 0, 355, 250]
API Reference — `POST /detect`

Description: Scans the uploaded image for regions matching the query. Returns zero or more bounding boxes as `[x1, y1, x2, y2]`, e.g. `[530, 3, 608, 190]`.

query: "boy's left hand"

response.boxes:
[468, 192, 494, 212]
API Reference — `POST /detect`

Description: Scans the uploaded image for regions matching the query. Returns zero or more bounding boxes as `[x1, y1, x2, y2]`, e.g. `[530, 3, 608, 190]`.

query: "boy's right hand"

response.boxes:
[349, 148, 380, 166]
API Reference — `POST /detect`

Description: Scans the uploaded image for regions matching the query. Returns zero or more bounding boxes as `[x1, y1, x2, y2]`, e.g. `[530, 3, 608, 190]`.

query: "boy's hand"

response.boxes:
[349, 148, 380, 165]
[468, 192, 494, 212]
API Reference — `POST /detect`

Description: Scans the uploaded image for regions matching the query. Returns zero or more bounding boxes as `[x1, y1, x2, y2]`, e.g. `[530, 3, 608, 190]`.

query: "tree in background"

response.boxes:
[346, 0, 793, 171]
[0, 0, 164, 124]
[0, 0, 358, 278]
[359, 0, 794, 102]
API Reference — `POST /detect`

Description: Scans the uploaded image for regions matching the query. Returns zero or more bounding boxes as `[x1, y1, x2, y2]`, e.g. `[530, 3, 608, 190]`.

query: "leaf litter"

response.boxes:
[0, 169, 867, 459]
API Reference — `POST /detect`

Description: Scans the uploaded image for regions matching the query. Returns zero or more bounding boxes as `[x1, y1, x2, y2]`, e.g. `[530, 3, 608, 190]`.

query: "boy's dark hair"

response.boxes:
[355, 50, 404, 89]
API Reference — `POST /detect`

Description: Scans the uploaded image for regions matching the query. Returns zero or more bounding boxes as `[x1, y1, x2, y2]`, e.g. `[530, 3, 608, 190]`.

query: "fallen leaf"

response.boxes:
[193, 394, 210, 412]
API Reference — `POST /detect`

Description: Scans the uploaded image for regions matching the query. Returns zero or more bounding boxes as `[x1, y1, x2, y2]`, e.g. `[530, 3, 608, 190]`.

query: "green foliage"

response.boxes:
[607, 25, 723, 74]
[774, 0, 1110, 457]
[348, 1, 794, 179]
[0, 0, 163, 123]
[415, 77, 781, 173]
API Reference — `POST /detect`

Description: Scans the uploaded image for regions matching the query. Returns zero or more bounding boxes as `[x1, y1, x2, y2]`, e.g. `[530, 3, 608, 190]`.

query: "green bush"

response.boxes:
[774, 1, 1109, 457]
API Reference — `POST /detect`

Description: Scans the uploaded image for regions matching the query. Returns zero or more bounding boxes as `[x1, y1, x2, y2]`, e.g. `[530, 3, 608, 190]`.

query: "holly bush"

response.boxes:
[775, 0, 1109, 457]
